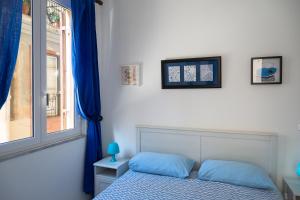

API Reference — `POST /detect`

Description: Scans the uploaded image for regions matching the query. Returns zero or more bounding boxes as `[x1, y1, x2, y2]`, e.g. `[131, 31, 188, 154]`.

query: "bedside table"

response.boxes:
[94, 157, 129, 196]
[283, 177, 300, 200]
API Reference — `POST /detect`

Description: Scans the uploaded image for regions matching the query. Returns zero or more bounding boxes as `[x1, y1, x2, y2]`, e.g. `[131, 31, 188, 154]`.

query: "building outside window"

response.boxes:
[0, 0, 80, 158]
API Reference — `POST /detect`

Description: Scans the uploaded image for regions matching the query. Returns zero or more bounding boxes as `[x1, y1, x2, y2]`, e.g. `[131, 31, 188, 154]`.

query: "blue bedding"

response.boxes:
[94, 170, 282, 200]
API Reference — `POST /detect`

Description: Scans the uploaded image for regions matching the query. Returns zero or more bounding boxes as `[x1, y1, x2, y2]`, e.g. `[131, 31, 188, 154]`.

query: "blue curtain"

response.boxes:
[71, 0, 103, 195]
[0, 0, 22, 109]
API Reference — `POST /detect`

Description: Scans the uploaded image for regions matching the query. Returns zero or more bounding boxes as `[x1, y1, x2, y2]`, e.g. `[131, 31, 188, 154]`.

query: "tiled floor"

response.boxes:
[47, 116, 61, 133]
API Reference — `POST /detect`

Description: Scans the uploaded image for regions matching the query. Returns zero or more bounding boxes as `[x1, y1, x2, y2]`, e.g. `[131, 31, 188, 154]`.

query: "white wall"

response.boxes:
[0, 138, 90, 200]
[98, 0, 300, 181]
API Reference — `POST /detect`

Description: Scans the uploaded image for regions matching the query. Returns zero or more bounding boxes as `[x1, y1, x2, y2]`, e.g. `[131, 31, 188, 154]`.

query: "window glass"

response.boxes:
[46, 0, 74, 133]
[0, 0, 33, 144]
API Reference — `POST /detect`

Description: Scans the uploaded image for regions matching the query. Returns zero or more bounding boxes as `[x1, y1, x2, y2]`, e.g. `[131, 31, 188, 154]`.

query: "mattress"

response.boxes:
[94, 170, 283, 200]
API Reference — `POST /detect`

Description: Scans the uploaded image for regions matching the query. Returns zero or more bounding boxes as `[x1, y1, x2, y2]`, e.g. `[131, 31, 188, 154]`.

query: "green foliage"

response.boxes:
[48, 10, 60, 23]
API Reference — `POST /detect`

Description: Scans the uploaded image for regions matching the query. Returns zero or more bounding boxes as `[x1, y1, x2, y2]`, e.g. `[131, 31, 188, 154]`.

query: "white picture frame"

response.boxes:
[120, 64, 141, 86]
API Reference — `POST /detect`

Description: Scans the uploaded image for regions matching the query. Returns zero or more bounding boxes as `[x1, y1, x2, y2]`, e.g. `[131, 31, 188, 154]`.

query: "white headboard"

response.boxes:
[136, 125, 278, 181]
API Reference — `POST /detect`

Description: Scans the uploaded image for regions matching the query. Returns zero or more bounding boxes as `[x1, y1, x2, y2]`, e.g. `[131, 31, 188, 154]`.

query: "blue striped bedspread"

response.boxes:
[94, 170, 283, 200]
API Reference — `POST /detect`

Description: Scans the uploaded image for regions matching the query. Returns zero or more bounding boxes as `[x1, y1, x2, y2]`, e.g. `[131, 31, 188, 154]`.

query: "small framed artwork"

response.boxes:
[161, 56, 221, 89]
[121, 64, 141, 86]
[251, 56, 282, 85]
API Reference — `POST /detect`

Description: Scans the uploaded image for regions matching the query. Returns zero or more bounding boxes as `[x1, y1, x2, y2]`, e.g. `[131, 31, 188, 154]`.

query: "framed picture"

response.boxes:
[251, 56, 282, 85]
[161, 57, 221, 89]
[121, 64, 141, 86]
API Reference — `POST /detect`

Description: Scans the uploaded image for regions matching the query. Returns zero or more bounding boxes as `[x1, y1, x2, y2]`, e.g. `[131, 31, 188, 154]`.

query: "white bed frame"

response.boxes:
[136, 125, 278, 182]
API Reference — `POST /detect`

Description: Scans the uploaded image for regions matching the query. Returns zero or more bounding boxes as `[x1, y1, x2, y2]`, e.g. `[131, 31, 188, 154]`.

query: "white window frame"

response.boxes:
[0, 0, 83, 160]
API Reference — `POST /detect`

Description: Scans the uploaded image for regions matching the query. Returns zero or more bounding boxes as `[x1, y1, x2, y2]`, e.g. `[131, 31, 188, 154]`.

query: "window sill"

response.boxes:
[0, 134, 86, 162]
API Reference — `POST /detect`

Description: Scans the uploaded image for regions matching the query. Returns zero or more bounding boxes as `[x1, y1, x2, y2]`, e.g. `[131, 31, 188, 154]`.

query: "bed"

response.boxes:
[94, 170, 282, 200]
[94, 125, 282, 200]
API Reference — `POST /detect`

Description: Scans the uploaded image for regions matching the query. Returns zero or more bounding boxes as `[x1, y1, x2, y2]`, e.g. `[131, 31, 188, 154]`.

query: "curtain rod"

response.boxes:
[95, 0, 103, 5]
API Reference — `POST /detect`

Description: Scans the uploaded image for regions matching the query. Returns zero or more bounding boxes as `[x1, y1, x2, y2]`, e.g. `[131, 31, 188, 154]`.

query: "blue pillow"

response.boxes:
[198, 160, 276, 190]
[129, 152, 195, 178]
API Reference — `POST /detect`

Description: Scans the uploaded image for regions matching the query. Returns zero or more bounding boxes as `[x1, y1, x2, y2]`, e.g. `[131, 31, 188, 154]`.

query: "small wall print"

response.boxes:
[121, 64, 141, 86]
[161, 57, 221, 89]
[251, 56, 282, 85]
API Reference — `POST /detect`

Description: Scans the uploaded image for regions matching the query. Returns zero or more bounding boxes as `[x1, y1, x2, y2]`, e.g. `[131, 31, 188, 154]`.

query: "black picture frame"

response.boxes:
[161, 56, 222, 89]
[251, 56, 282, 85]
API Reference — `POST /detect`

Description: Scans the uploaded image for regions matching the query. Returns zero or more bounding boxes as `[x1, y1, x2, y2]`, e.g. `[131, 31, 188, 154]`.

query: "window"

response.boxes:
[0, 0, 33, 144]
[0, 0, 81, 159]
[46, 0, 74, 134]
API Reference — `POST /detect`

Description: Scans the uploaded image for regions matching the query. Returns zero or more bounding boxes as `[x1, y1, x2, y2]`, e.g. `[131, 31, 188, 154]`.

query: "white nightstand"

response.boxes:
[94, 157, 129, 196]
[283, 177, 300, 200]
